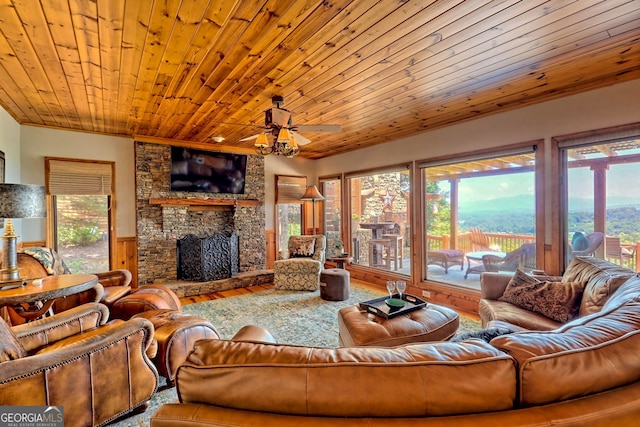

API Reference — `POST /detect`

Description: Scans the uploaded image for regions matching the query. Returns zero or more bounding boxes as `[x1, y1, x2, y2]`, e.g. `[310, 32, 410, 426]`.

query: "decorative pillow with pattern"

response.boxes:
[499, 269, 586, 323]
[289, 237, 316, 258]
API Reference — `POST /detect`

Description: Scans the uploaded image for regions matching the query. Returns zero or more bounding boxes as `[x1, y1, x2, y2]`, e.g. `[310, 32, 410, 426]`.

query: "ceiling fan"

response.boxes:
[215, 96, 341, 157]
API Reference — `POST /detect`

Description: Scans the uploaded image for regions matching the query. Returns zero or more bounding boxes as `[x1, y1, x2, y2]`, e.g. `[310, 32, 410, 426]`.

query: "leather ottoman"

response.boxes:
[134, 309, 220, 386]
[338, 303, 459, 347]
[320, 268, 350, 301]
[111, 284, 182, 320]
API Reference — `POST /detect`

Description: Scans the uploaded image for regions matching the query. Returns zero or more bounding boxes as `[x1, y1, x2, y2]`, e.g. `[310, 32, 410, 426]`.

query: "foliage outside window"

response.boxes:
[55, 195, 109, 272]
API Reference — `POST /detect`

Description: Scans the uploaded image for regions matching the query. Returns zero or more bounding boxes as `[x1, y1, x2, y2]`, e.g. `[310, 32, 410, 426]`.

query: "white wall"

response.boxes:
[0, 108, 24, 244]
[19, 127, 136, 240]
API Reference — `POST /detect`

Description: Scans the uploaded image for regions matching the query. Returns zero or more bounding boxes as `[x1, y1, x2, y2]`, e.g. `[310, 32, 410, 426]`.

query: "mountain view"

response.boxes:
[457, 196, 640, 242]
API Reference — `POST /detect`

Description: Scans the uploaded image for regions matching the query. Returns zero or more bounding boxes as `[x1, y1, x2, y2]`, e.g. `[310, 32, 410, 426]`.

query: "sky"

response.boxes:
[455, 163, 639, 204]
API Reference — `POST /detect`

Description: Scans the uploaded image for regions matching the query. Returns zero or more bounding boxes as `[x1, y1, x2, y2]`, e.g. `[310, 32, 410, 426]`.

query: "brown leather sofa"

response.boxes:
[479, 256, 637, 330]
[151, 257, 640, 426]
[0, 302, 158, 426]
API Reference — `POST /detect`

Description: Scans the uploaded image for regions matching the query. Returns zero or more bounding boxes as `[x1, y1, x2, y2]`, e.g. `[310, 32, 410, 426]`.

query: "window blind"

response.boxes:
[276, 175, 306, 204]
[48, 159, 113, 195]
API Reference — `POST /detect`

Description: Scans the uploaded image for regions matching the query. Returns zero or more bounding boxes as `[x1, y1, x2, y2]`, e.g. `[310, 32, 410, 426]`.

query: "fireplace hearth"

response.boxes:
[177, 233, 239, 281]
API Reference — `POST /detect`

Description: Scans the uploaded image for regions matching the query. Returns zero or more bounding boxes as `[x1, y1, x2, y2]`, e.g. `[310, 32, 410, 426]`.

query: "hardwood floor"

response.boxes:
[179, 278, 481, 322]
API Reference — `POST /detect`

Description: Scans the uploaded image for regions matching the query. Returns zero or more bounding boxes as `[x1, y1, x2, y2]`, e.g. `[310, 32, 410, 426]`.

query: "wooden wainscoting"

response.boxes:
[116, 237, 138, 287]
[266, 230, 276, 269]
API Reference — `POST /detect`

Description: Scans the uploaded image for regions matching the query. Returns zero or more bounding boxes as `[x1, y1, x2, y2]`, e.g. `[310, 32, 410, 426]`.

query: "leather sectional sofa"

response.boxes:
[151, 256, 640, 426]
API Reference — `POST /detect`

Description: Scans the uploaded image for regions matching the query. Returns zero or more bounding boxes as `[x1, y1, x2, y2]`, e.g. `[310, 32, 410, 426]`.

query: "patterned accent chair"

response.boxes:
[273, 235, 326, 291]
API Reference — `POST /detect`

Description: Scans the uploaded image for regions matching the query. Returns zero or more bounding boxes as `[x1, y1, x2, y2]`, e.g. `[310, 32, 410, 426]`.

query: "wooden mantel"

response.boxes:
[149, 198, 262, 208]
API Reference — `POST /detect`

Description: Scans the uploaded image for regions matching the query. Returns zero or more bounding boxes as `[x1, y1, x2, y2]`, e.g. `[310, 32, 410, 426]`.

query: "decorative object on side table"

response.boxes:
[0, 184, 46, 289]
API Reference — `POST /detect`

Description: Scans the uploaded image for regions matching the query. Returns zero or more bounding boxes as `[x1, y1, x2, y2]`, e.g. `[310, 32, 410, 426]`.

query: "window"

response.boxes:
[420, 144, 540, 290]
[320, 177, 342, 256]
[347, 165, 411, 275]
[555, 125, 640, 271]
[45, 158, 115, 273]
[275, 175, 306, 253]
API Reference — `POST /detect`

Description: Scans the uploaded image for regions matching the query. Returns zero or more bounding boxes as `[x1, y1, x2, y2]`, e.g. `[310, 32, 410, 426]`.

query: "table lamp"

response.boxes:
[0, 184, 46, 287]
[300, 185, 325, 235]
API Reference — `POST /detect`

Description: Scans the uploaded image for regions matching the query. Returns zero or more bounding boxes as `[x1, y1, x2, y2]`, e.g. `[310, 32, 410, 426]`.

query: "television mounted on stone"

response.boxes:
[170, 146, 247, 194]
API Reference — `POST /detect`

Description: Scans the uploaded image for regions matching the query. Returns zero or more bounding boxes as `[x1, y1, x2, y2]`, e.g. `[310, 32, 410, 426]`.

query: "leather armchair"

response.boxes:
[0, 302, 158, 426]
[273, 235, 326, 291]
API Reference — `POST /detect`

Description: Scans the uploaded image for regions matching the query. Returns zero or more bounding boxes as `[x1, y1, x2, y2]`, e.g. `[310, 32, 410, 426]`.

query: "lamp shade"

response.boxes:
[0, 184, 46, 219]
[255, 133, 270, 148]
[300, 185, 325, 201]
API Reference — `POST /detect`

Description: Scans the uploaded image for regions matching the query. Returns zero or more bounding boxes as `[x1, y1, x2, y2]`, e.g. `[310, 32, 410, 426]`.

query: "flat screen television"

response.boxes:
[170, 147, 248, 194]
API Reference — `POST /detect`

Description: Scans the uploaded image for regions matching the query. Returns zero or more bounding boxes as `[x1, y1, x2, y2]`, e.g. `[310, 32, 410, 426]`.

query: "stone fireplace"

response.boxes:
[135, 142, 266, 285]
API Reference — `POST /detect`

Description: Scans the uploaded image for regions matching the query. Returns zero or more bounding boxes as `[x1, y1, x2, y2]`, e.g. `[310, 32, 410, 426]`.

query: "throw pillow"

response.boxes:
[289, 237, 315, 258]
[499, 269, 586, 323]
[0, 317, 26, 362]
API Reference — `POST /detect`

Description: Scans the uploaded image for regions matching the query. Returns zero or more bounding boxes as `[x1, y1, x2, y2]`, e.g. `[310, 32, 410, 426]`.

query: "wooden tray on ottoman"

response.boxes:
[359, 293, 427, 319]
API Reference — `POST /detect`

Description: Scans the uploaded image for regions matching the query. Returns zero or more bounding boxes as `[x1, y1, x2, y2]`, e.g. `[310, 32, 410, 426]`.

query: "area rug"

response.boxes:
[108, 284, 481, 426]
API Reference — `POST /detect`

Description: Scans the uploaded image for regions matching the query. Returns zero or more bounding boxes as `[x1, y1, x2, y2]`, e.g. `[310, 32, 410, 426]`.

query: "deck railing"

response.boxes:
[427, 233, 638, 271]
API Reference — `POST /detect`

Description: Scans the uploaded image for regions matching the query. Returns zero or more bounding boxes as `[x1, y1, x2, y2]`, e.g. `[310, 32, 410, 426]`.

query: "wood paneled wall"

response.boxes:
[265, 230, 276, 269]
[115, 237, 138, 287]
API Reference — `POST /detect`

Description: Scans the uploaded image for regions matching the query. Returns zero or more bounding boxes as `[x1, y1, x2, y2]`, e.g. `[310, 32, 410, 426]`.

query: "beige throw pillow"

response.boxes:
[499, 269, 586, 323]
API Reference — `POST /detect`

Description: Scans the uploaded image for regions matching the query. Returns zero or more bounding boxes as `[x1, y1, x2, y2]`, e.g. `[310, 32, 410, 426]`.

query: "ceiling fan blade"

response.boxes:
[212, 121, 264, 128]
[294, 124, 341, 133]
[292, 131, 311, 146]
[239, 134, 261, 141]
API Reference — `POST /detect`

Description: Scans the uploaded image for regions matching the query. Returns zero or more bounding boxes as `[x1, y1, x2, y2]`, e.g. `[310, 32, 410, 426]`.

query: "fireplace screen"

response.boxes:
[177, 233, 239, 281]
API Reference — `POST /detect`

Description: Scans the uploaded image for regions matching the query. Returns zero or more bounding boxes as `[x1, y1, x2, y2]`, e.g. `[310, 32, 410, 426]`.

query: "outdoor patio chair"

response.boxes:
[605, 236, 636, 267]
[482, 243, 536, 273]
[569, 232, 604, 258]
[469, 227, 499, 251]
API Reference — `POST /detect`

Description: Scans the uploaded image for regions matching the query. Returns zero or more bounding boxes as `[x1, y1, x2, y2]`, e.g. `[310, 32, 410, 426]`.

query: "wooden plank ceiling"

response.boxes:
[0, 0, 639, 159]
